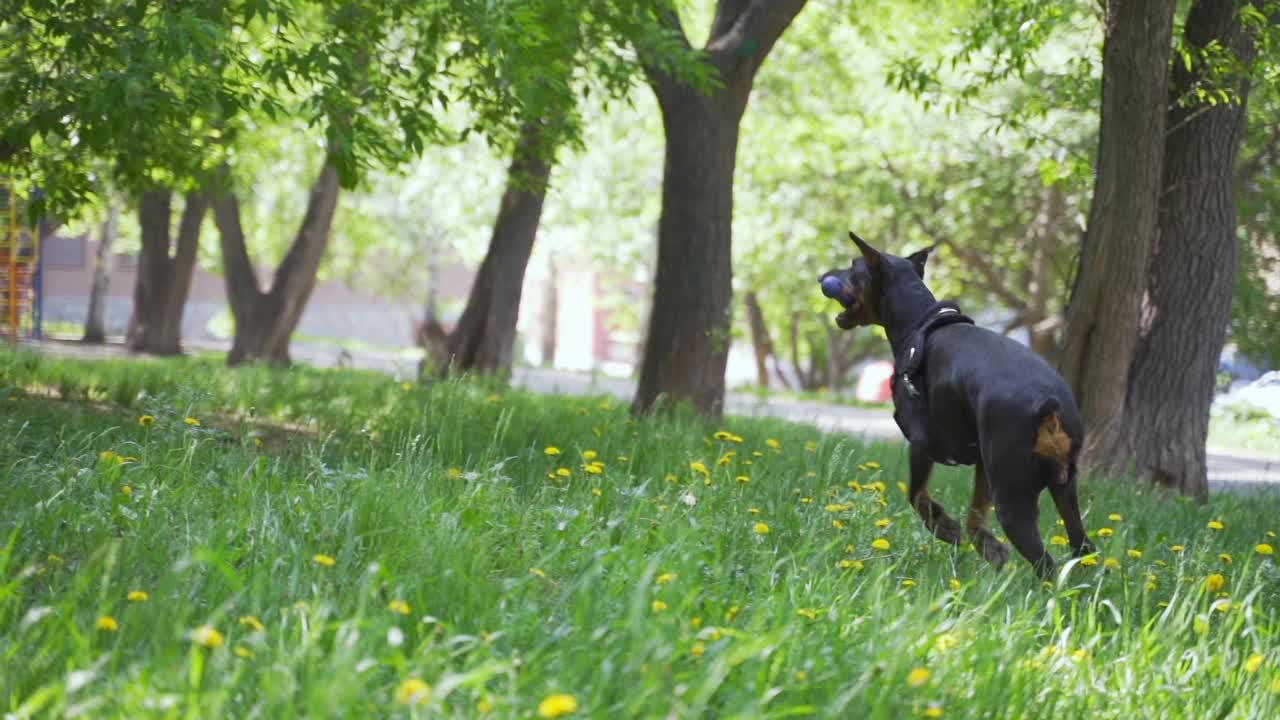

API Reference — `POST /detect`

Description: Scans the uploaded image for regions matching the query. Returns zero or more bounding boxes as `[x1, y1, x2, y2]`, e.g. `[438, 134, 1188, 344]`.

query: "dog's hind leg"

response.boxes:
[967, 463, 1010, 568]
[1048, 460, 1095, 558]
[908, 444, 964, 544]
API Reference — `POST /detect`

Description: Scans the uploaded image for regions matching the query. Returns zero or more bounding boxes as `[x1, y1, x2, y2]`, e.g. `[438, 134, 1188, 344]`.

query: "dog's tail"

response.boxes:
[1032, 398, 1072, 467]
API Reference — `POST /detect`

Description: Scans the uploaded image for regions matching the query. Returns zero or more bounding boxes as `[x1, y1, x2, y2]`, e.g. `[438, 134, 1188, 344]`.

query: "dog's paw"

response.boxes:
[976, 532, 1011, 568]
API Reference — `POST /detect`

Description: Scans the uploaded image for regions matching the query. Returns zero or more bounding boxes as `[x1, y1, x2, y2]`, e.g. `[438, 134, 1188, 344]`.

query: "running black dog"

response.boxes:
[820, 232, 1093, 578]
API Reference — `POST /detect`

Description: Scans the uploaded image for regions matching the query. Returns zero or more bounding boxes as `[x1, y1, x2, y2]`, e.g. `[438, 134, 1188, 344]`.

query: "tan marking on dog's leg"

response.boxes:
[911, 489, 964, 545]
[968, 464, 1010, 568]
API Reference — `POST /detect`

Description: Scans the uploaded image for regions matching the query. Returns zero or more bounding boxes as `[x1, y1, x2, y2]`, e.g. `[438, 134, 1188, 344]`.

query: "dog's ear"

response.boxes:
[848, 231, 882, 273]
[905, 245, 936, 279]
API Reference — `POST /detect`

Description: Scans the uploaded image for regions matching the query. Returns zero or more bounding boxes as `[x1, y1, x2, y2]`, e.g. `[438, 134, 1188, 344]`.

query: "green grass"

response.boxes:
[2, 349, 1280, 718]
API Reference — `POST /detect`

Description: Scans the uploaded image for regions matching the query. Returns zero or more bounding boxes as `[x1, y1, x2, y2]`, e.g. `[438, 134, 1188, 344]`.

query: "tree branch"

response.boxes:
[640, 6, 694, 100]
[879, 152, 1028, 311]
[706, 0, 808, 83]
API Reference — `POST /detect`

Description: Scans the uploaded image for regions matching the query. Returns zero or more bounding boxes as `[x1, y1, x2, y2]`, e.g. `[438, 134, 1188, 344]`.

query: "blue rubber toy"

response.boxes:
[820, 276, 848, 304]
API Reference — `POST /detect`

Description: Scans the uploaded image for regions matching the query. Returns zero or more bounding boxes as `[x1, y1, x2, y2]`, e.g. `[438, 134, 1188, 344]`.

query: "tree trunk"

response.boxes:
[126, 190, 208, 354]
[212, 164, 341, 366]
[632, 0, 807, 418]
[541, 252, 558, 367]
[82, 201, 118, 344]
[744, 290, 773, 388]
[446, 121, 553, 375]
[1056, 0, 1177, 472]
[1113, 0, 1261, 501]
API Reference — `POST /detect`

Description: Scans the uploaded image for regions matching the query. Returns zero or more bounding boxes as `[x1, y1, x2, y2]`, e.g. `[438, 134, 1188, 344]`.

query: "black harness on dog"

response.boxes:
[890, 301, 974, 450]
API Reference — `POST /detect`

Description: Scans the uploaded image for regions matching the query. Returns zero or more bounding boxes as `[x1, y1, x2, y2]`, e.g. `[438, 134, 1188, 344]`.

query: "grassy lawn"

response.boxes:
[2, 349, 1279, 718]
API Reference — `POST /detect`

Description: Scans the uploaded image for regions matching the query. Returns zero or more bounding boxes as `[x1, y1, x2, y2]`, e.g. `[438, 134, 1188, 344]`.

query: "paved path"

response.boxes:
[18, 338, 1280, 493]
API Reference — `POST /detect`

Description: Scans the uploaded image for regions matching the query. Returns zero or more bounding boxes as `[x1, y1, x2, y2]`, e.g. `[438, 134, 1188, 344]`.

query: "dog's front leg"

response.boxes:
[908, 444, 963, 545]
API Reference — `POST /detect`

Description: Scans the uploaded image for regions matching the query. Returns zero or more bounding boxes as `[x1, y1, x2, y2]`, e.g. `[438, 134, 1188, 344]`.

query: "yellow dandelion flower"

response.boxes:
[99, 450, 116, 463]
[796, 608, 820, 620]
[748, 507, 761, 515]
[396, 678, 431, 706]
[447, 467, 462, 479]
[121, 485, 132, 496]
[845, 544, 856, 553]
[555, 468, 572, 478]
[238, 615, 265, 632]
[847, 480, 862, 491]
[766, 438, 781, 450]
[578, 450, 597, 462]
[725, 605, 740, 623]
[1050, 535, 1069, 546]
[388, 600, 411, 615]
[1256, 544, 1274, 556]
[127, 590, 148, 602]
[537, 693, 579, 718]
[1127, 549, 1142, 559]
[691, 642, 706, 658]
[544, 446, 561, 456]
[906, 667, 931, 688]
[948, 578, 962, 591]
[716, 452, 735, 466]
[714, 431, 733, 441]
[804, 441, 817, 452]
[183, 417, 200, 427]
[656, 572, 675, 585]
[96, 615, 118, 632]
[872, 538, 891, 551]
[1108, 513, 1123, 522]
[1205, 574, 1226, 593]
[234, 645, 254, 659]
[591, 487, 602, 496]
[1220, 553, 1233, 564]
[1208, 520, 1225, 531]
[583, 463, 603, 475]
[924, 706, 945, 718]
[800, 496, 813, 504]
[901, 578, 917, 589]
[1104, 557, 1121, 570]
[1269, 531, 1277, 539]
[935, 633, 960, 652]
[1170, 544, 1186, 553]
[193, 626, 224, 648]
[1246, 654, 1265, 674]
[400, 382, 412, 391]
[1080, 554, 1099, 567]
[529, 567, 546, 578]
[865, 460, 881, 469]
[477, 698, 494, 713]
[833, 519, 847, 529]
[138, 415, 155, 428]
[838, 559, 864, 570]
[1194, 615, 1211, 635]
[651, 600, 668, 613]
[312, 553, 336, 567]
[753, 522, 770, 535]
[1098, 528, 1114, 538]
[875, 518, 892, 528]
[736, 475, 751, 484]
[690, 461, 709, 477]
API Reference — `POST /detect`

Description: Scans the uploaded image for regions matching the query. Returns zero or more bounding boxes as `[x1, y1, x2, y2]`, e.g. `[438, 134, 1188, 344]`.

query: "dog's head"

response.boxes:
[819, 232, 934, 329]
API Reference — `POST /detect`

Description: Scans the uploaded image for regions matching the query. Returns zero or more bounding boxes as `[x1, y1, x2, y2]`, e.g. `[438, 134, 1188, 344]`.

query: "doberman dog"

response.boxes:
[820, 232, 1094, 579]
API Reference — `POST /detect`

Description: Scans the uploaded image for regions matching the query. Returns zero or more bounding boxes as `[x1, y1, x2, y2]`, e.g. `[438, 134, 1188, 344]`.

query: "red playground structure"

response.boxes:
[1, 182, 42, 343]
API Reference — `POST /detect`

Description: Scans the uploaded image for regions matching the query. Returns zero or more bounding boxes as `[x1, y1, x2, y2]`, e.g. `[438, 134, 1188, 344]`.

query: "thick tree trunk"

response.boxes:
[744, 290, 773, 388]
[633, 0, 807, 418]
[82, 201, 118, 343]
[1056, 0, 1177, 472]
[212, 164, 341, 366]
[126, 191, 207, 354]
[446, 121, 553, 375]
[1113, 0, 1260, 501]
